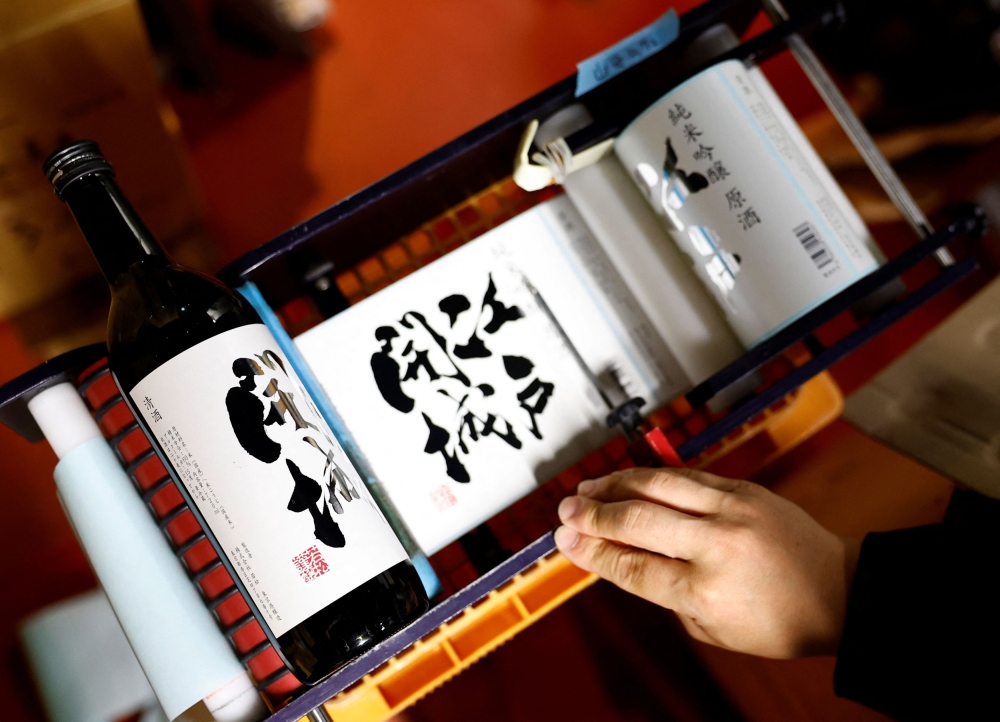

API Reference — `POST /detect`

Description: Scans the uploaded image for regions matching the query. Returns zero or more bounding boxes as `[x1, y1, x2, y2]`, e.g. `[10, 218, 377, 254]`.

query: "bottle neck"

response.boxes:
[62, 172, 165, 284]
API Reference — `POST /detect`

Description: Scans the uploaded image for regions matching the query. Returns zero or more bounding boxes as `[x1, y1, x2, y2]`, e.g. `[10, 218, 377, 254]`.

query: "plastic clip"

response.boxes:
[513, 119, 617, 191]
[513, 120, 556, 191]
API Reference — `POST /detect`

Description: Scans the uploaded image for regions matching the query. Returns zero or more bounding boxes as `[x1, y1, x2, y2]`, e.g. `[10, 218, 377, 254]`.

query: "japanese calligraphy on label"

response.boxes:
[615, 59, 881, 347]
[130, 324, 407, 638]
[297, 197, 687, 554]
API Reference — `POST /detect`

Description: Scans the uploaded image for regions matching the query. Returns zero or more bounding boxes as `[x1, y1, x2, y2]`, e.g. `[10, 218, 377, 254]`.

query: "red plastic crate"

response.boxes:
[117, 427, 152, 464]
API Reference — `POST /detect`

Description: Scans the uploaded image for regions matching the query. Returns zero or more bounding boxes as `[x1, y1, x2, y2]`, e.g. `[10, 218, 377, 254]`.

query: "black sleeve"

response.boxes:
[834, 489, 1000, 720]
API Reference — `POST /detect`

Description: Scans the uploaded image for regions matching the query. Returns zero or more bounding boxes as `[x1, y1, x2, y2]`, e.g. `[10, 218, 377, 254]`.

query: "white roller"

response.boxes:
[28, 382, 267, 722]
[535, 104, 744, 388]
[561, 156, 744, 386]
[28, 382, 103, 460]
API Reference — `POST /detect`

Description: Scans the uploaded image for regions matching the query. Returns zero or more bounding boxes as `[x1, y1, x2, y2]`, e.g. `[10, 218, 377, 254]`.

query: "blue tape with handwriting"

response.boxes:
[575, 9, 679, 97]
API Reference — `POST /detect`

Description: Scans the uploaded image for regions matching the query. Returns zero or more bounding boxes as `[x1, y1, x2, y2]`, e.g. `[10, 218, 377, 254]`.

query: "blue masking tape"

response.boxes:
[575, 9, 679, 97]
[237, 282, 442, 598]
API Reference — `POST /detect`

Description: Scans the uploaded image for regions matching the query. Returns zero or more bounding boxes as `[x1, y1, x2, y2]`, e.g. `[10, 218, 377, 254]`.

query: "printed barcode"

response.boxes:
[794, 222, 834, 270]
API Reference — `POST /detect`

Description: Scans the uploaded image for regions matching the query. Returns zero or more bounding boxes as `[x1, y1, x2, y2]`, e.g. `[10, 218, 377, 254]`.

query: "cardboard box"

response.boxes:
[0, 0, 209, 321]
[845, 275, 1000, 500]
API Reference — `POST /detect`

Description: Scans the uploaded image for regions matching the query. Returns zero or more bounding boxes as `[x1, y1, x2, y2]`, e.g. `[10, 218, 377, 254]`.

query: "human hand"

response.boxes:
[555, 467, 860, 658]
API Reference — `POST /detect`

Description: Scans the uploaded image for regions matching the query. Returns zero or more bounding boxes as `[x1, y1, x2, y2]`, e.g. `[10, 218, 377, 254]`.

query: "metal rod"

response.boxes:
[685, 214, 978, 407]
[678, 256, 978, 459]
[522, 275, 615, 411]
[307, 706, 333, 722]
[759, 0, 954, 266]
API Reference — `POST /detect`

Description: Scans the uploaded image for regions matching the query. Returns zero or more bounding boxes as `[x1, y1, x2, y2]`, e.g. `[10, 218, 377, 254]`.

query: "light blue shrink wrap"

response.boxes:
[53, 435, 250, 720]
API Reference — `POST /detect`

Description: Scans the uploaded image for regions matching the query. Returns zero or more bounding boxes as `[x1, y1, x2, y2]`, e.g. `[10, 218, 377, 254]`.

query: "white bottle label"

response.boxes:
[614, 59, 879, 348]
[130, 324, 408, 638]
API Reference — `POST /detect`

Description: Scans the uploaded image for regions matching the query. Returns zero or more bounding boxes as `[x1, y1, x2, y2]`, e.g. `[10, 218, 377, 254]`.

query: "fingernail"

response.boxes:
[577, 480, 596, 496]
[554, 525, 579, 551]
[558, 495, 581, 521]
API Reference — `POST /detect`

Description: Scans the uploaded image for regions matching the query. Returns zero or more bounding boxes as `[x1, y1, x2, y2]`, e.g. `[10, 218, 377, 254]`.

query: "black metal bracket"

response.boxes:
[685, 210, 986, 410]
[679, 256, 980, 460]
[0, 343, 106, 442]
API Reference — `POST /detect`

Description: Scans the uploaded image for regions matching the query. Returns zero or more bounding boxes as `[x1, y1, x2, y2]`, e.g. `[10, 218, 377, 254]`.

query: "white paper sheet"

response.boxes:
[19, 590, 166, 722]
[129, 325, 407, 638]
[296, 196, 687, 554]
[561, 155, 744, 386]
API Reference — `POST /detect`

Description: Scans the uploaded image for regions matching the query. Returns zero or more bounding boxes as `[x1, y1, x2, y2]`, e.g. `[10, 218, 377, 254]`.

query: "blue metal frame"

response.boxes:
[0, 343, 105, 442]
[268, 532, 558, 722]
[677, 256, 979, 460]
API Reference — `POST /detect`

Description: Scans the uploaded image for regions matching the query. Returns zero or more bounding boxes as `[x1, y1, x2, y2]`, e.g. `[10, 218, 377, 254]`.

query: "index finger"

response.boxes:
[555, 526, 694, 616]
[558, 494, 709, 560]
[577, 467, 741, 516]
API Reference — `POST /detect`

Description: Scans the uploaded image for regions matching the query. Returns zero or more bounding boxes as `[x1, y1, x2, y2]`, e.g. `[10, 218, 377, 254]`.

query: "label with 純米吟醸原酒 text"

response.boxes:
[130, 323, 407, 637]
[614, 59, 881, 348]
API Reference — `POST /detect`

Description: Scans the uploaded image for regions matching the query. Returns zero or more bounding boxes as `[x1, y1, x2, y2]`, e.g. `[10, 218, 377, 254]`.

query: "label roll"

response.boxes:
[614, 59, 882, 348]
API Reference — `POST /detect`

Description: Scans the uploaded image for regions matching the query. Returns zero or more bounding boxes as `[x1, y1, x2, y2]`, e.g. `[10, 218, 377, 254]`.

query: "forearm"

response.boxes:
[835, 490, 1000, 720]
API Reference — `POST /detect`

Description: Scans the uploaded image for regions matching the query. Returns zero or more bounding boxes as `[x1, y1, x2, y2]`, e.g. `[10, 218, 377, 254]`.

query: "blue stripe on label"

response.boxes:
[575, 9, 679, 97]
[237, 281, 443, 599]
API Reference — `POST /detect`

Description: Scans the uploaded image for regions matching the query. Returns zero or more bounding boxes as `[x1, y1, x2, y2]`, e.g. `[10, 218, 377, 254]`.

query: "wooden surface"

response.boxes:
[169, 0, 717, 266]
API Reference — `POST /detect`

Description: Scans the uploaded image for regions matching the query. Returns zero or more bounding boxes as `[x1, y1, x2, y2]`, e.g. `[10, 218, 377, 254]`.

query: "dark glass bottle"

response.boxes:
[44, 140, 427, 684]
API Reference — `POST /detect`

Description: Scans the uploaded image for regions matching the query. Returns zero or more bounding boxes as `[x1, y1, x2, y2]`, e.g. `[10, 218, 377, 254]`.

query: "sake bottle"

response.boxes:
[44, 140, 427, 683]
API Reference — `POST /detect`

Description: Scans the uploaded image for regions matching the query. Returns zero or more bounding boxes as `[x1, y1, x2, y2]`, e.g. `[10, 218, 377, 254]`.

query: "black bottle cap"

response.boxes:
[42, 140, 115, 198]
